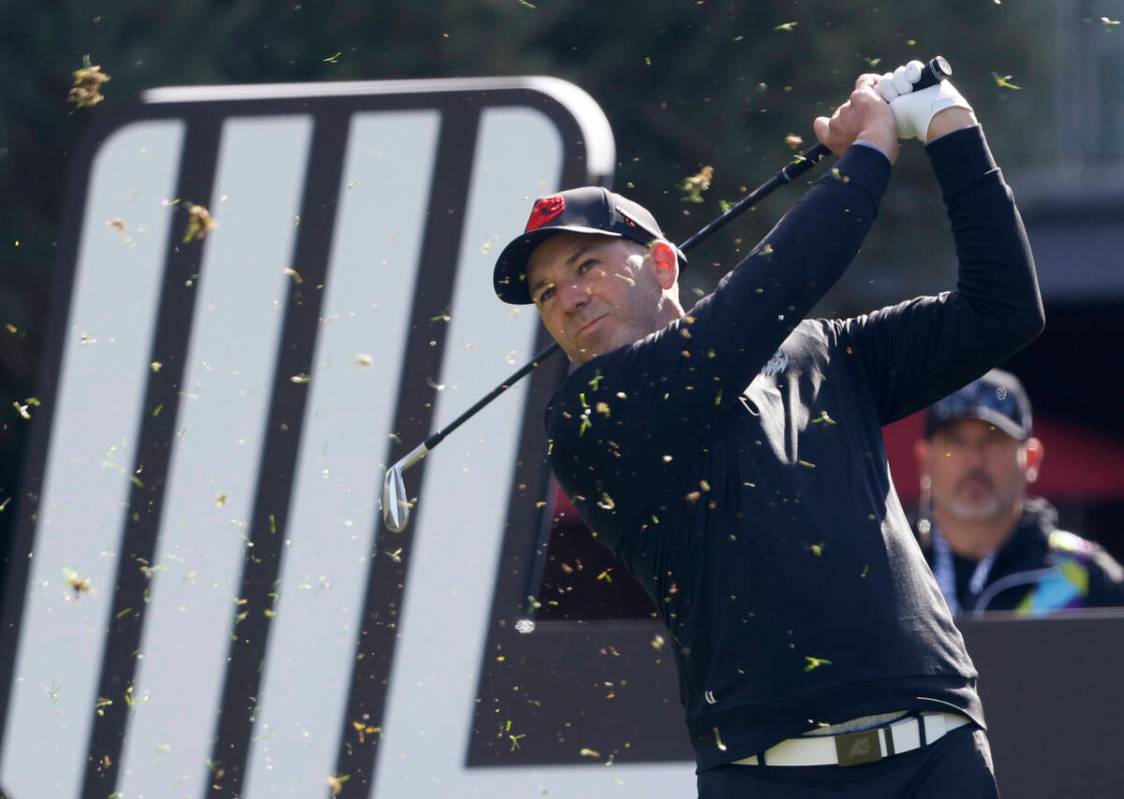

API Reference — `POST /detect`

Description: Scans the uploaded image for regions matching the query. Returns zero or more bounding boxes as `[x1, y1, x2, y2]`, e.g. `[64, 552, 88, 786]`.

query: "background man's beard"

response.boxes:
[940, 473, 1005, 521]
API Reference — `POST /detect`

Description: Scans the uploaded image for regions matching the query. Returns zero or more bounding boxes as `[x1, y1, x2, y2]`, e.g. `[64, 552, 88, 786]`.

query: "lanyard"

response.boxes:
[932, 528, 996, 614]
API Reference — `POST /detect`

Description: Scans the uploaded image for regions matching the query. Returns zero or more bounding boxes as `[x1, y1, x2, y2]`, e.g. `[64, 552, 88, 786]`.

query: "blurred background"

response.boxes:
[2, 0, 1123, 592]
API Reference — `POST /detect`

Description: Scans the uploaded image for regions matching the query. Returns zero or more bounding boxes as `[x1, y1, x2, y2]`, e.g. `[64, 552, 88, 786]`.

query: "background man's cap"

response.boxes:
[925, 369, 1033, 441]
[492, 186, 686, 305]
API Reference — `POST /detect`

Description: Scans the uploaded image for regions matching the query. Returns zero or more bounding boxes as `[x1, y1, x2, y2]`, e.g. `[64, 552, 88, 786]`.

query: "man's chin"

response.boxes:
[567, 327, 633, 363]
[945, 497, 1004, 522]
[570, 333, 609, 362]
[569, 343, 599, 365]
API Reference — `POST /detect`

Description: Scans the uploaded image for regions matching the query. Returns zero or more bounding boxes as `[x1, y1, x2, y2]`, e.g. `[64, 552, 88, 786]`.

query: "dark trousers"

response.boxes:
[697, 725, 999, 798]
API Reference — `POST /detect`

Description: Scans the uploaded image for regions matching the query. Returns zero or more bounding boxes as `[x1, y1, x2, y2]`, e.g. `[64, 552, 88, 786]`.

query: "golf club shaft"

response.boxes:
[414, 55, 952, 459]
[676, 143, 831, 254]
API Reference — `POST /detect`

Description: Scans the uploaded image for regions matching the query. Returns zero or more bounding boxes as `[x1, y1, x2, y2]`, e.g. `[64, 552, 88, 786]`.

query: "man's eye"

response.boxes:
[577, 259, 597, 275]
[537, 286, 555, 303]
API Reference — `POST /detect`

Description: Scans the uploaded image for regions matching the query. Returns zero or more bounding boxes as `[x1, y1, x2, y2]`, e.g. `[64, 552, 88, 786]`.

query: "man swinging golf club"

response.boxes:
[492, 61, 1043, 797]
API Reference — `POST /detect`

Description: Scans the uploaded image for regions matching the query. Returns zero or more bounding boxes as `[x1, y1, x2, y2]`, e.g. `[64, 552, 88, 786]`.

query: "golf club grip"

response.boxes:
[781, 143, 831, 182]
[914, 56, 952, 93]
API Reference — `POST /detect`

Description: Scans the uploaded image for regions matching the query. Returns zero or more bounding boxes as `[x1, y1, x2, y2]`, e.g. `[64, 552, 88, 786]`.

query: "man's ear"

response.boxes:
[913, 438, 929, 473]
[649, 240, 679, 290]
[1023, 437, 1044, 483]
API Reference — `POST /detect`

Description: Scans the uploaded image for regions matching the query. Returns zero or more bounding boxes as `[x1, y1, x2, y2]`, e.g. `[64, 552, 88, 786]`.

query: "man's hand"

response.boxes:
[813, 74, 898, 164]
[878, 61, 977, 143]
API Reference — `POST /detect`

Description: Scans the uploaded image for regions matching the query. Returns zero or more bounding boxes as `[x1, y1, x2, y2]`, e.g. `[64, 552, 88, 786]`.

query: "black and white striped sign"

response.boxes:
[0, 78, 695, 799]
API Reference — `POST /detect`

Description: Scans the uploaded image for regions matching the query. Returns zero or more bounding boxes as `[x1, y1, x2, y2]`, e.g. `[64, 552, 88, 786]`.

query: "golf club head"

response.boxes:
[382, 463, 410, 533]
[381, 442, 429, 533]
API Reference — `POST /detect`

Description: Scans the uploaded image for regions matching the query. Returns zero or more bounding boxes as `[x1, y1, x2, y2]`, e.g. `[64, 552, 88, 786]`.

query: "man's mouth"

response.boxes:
[957, 476, 994, 493]
[575, 315, 607, 338]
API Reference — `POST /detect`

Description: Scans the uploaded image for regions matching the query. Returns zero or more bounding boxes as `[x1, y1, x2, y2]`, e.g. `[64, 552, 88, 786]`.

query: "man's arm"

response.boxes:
[547, 78, 895, 528]
[834, 109, 1044, 425]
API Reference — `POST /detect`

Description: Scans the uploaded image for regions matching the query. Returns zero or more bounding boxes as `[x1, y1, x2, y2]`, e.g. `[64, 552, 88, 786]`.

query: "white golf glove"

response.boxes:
[877, 60, 973, 143]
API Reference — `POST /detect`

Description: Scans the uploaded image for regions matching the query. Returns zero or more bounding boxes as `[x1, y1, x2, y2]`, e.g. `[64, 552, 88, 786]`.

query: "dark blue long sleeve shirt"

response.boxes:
[543, 126, 1044, 770]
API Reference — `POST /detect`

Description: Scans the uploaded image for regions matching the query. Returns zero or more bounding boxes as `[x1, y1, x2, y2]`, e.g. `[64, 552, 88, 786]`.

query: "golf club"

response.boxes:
[382, 56, 953, 533]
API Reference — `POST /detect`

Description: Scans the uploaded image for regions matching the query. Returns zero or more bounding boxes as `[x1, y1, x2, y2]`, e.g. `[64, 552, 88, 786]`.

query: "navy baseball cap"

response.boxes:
[925, 369, 1033, 441]
[492, 186, 686, 305]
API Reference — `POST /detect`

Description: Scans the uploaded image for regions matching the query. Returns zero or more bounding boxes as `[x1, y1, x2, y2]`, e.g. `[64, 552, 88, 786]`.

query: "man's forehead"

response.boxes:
[526, 232, 620, 282]
[530, 231, 618, 265]
[935, 417, 1017, 441]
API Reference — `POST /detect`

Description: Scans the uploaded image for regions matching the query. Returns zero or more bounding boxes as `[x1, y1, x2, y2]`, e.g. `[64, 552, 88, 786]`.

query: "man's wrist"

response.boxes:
[924, 126, 998, 204]
[855, 129, 898, 164]
[834, 139, 894, 207]
[926, 108, 978, 142]
[854, 139, 891, 162]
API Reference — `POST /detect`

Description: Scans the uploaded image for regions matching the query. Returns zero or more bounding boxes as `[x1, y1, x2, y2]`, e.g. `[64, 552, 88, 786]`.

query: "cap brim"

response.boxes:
[492, 225, 625, 305]
[929, 407, 1028, 440]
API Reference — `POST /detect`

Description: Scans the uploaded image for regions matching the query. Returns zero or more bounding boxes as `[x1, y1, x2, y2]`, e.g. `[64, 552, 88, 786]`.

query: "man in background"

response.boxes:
[916, 369, 1124, 615]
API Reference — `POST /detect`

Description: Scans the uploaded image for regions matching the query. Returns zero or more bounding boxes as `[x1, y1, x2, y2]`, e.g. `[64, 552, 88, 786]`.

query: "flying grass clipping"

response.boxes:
[68, 56, 110, 109]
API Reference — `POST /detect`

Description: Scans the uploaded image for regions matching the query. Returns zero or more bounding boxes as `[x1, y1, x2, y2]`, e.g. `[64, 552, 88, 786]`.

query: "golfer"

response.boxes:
[493, 63, 1042, 797]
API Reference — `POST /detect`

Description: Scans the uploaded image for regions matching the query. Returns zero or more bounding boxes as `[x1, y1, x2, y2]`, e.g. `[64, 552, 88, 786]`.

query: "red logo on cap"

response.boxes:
[525, 195, 566, 232]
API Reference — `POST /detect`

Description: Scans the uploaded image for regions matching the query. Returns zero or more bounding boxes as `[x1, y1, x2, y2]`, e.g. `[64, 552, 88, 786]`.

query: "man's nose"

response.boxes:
[961, 440, 989, 464]
[557, 281, 590, 312]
